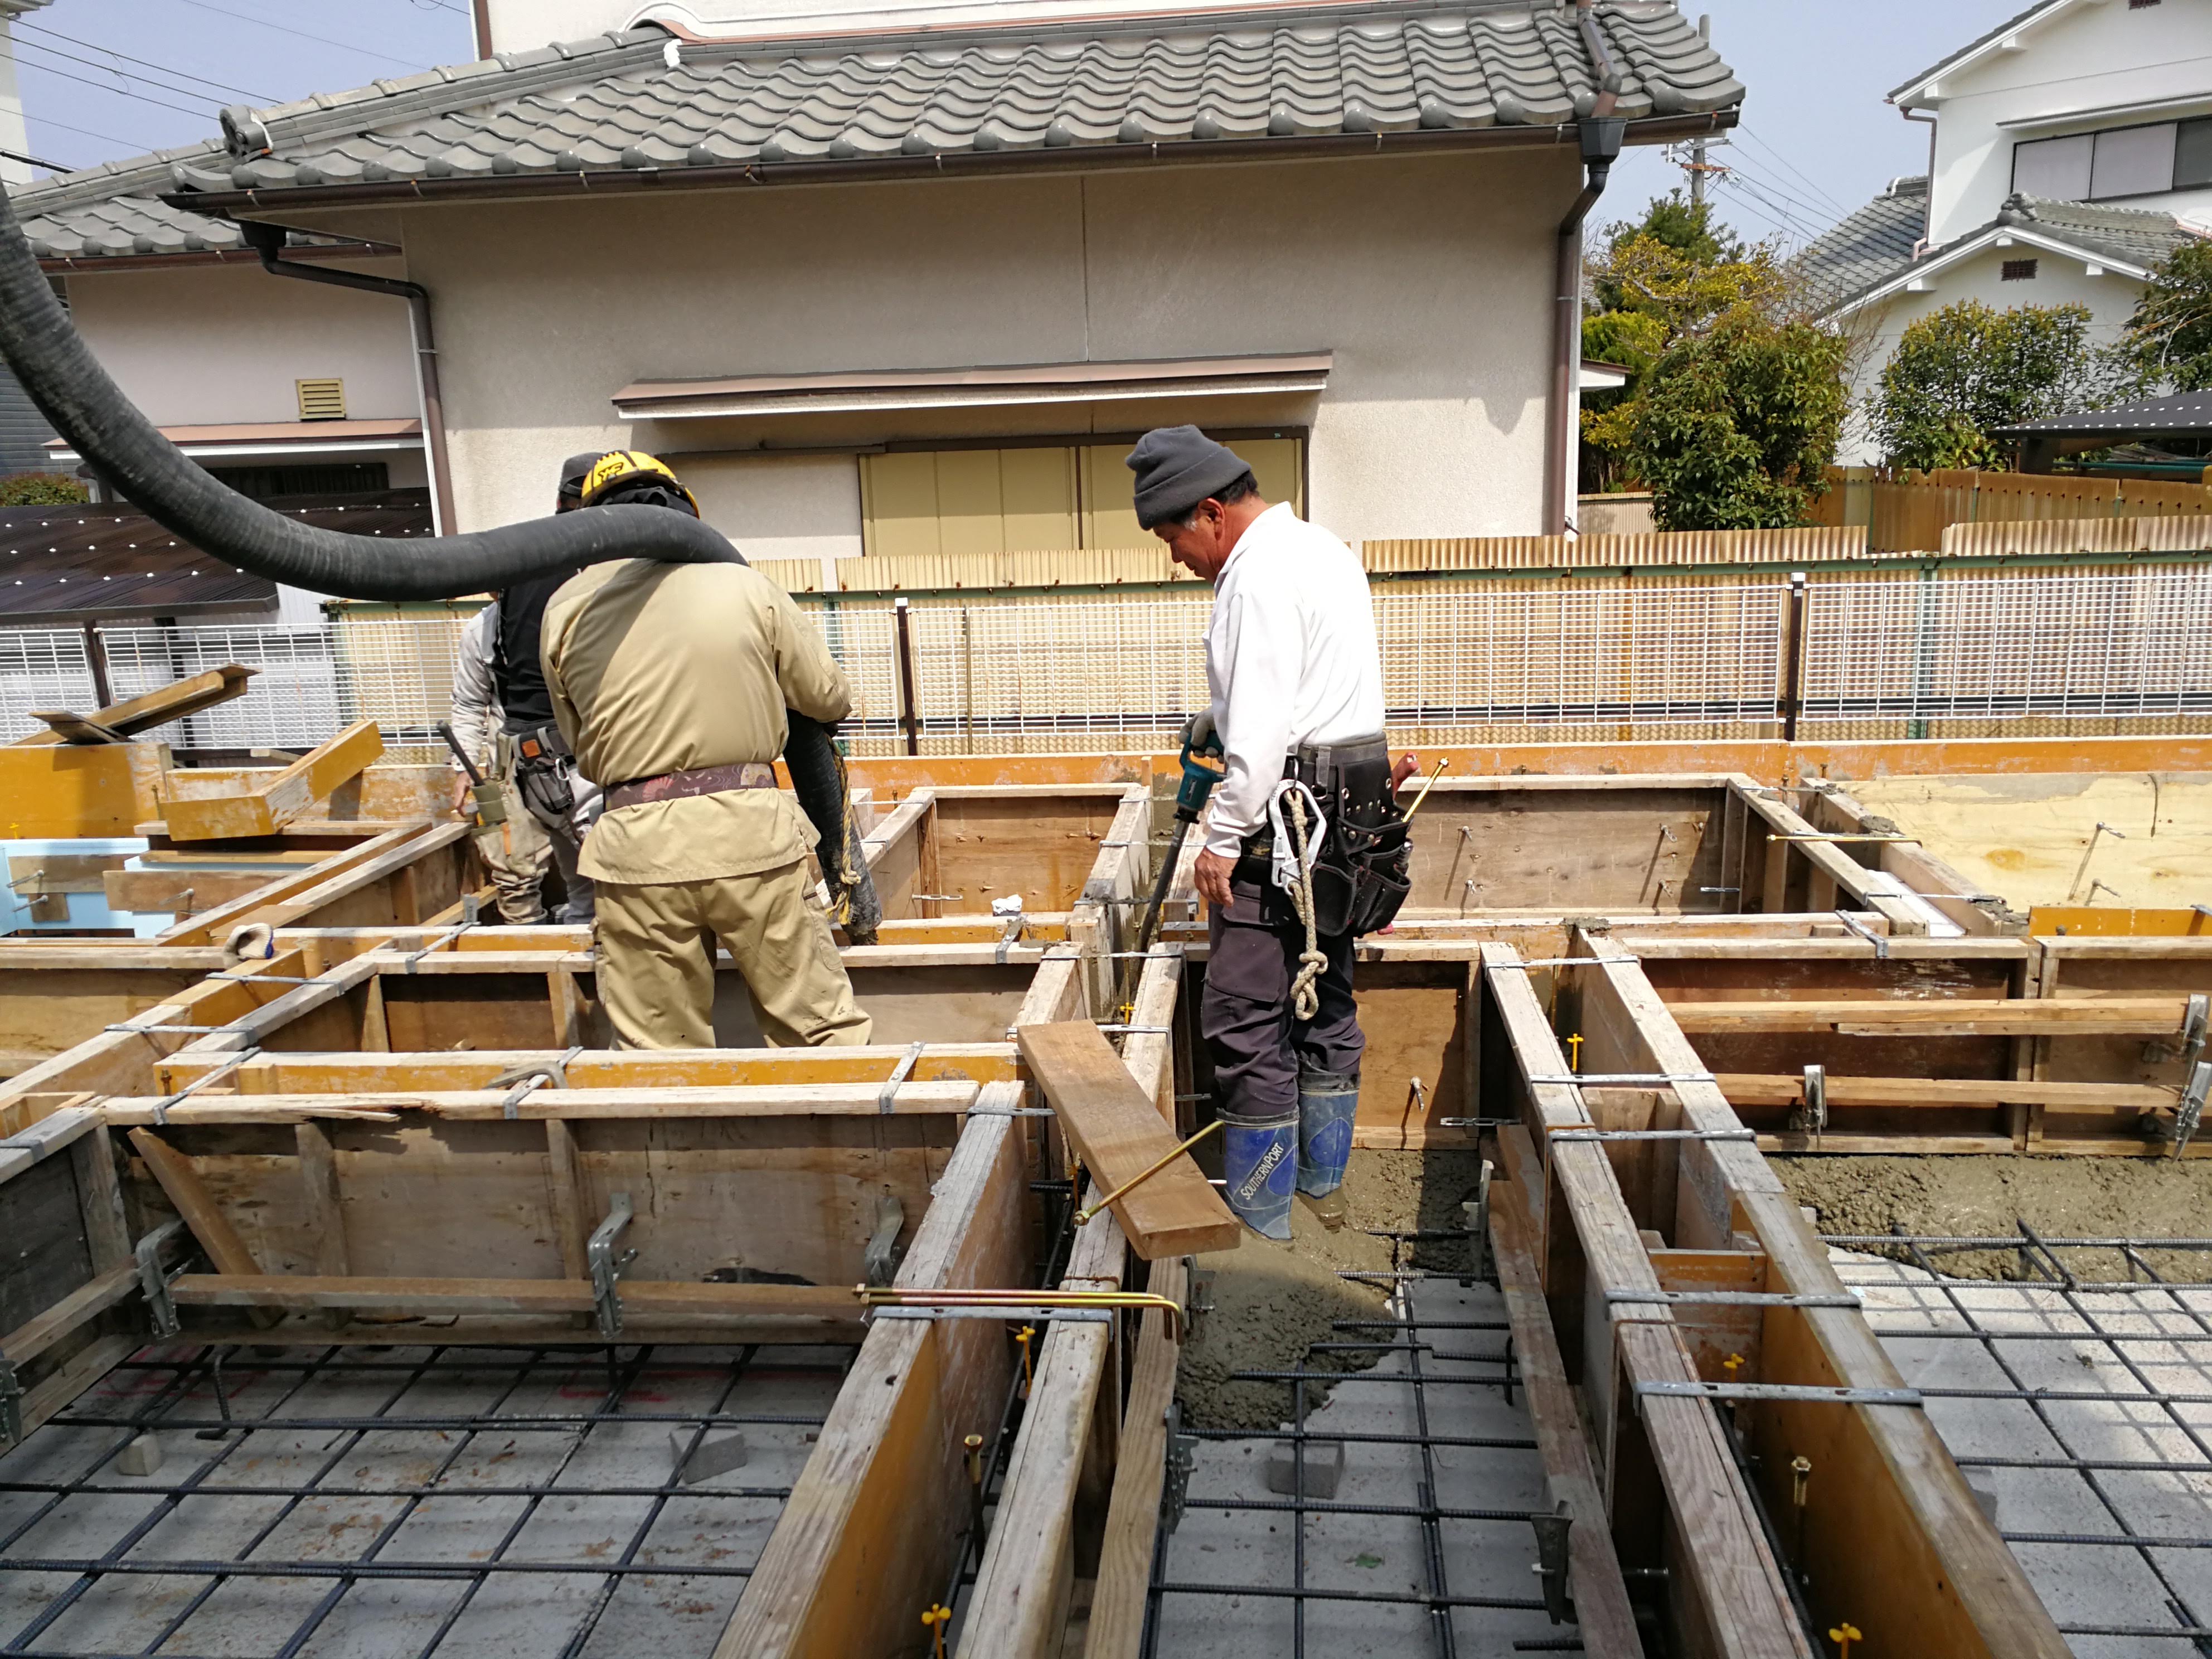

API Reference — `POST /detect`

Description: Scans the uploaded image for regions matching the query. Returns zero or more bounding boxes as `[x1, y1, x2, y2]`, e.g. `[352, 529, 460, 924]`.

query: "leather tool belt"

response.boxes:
[1234, 733, 1410, 937]
[607, 760, 777, 813]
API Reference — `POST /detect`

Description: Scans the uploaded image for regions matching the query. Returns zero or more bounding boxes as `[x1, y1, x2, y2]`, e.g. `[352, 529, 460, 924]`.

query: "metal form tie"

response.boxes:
[965, 1104, 1056, 1119]
[400, 903, 478, 974]
[1099, 1025, 1172, 1035]
[1608, 1289, 1861, 1309]
[1524, 1072, 1717, 1086]
[858, 1286, 1185, 1343]
[151, 1046, 263, 1125]
[1833, 910, 1889, 959]
[488, 1049, 581, 1120]
[1637, 1380, 1923, 1407]
[1496, 957, 1637, 969]
[105, 1023, 229, 1037]
[879, 1041, 925, 1114]
[1545, 1128, 1758, 1144]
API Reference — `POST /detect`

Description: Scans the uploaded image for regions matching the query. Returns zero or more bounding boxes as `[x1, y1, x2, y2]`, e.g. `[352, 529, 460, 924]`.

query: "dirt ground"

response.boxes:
[1176, 1149, 1486, 1430]
[1779, 1152, 2212, 1282]
[1837, 772, 2212, 912]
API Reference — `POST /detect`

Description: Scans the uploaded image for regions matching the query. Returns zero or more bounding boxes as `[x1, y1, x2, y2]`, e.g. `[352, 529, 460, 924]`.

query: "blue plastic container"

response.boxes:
[1220, 1102, 1298, 1239]
[1296, 1069, 1358, 1196]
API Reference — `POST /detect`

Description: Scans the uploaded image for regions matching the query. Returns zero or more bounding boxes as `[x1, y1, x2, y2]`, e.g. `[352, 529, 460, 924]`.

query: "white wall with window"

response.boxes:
[1900, 0, 2212, 242]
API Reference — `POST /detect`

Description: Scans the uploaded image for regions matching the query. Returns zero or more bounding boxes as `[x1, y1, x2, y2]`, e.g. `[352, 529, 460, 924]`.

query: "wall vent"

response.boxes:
[295, 378, 347, 421]
[2001, 258, 2039, 282]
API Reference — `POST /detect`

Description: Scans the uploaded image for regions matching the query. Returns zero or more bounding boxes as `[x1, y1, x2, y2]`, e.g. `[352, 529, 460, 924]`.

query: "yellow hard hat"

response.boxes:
[579, 449, 700, 515]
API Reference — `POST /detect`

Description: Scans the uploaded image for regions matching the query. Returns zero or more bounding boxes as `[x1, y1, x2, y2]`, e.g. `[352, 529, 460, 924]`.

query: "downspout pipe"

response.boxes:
[237, 220, 457, 536]
[1546, 0, 1626, 537]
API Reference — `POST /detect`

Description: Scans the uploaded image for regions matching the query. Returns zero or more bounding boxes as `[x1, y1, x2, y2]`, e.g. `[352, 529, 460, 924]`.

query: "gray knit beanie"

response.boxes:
[1125, 426, 1252, 529]
[556, 451, 605, 506]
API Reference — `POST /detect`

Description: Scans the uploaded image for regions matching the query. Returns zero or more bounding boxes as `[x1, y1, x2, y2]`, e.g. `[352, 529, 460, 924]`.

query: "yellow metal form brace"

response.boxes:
[1073, 1118, 1223, 1227]
[1399, 758, 1450, 821]
[857, 1286, 1189, 1343]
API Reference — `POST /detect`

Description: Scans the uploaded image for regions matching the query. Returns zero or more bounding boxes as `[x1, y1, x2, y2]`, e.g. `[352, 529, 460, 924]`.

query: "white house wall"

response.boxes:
[1921, 0, 2212, 242]
[1835, 243, 2142, 465]
[393, 149, 1565, 547]
[63, 259, 421, 428]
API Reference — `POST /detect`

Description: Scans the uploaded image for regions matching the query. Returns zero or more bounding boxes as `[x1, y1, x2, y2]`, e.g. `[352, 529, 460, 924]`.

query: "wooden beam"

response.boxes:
[1668, 996, 2187, 1036]
[105, 867, 278, 915]
[1717, 1072, 2176, 1110]
[156, 822, 433, 947]
[101, 1081, 988, 1126]
[169, 1274, 864, 1322]
[128, 1127, 264, 1278]
[1082, 1255, 1186, 1659]
[161, 719, 386, 841]
[12, 666, 255, 747]
[1016, 1021, 1239, 1260]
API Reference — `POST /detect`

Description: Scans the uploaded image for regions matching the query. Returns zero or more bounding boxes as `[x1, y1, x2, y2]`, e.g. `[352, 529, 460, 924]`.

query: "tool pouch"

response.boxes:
[1297, 750, 1410, 938]
[516, 759, 575, 826]
[469, 779, 508, 826]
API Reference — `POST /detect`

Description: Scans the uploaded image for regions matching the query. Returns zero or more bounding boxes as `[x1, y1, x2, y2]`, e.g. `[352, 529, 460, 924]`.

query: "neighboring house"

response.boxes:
[26, 1, 1742, 566]
[0, 0, 57, 472]
[1798, 0, 2205, 464]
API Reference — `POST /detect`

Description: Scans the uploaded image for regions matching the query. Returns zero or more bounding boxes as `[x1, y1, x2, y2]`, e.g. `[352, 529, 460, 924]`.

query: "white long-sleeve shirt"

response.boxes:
[1201, 501, 1386, 859]
[449, 604, 500, 777]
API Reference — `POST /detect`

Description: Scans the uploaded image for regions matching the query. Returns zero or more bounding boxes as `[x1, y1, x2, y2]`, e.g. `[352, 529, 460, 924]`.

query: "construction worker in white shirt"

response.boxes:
[1130, 425, 1416, 1238]
[447, 451, 605, 925]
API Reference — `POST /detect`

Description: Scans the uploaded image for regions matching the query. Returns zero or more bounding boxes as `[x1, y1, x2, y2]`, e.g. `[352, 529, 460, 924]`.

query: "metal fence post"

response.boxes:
[892, 596, 920, 756]
[1780, 571, 1807, 743]
[80, 623, 111, 710]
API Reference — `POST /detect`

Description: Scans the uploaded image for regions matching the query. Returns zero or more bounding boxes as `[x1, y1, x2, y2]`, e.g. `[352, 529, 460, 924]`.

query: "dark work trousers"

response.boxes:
[1202, 875, 1364, 1117]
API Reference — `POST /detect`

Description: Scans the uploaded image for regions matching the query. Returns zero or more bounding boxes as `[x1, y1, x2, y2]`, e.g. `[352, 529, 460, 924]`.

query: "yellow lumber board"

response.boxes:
[1083, 1256, 1186, 1659]
[1016, 1020, 1240, 1260]
[1667, 996, 2187, 1035]
[1716, 1073, 2177, 1109]
[170, 1274, 863, 1322]
[161, 719, 385, 841]
[12, 667, 255, 748]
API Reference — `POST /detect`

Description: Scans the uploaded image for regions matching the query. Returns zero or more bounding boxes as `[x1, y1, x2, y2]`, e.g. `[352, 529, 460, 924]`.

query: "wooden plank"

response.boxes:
[1083, 1255, 1186, 1659]
[100, 1081, 987, 1126]
[12, 666, 255, 747]
[545, 1118, 590, 1280]
[0, 1260, 142, 1366]
[156, 823, 430, 947]
[1016, 1021, 1239, 1260]
[105, 867, 279, 914]
[70, 1123, 129, 1273]
[169, 1274, 864, 1322]
[1718, 1072, 2176, 1109]
[1489, 1189, 1642, 1659]
[1668, 996, 2186, 1035]
[162, 719, 385, 841]
[127, 1127, 264, 1277]
[162, 1044, 1022, 1093]
[7, 853, 130, 894]
[295, 1123, 349, 1277]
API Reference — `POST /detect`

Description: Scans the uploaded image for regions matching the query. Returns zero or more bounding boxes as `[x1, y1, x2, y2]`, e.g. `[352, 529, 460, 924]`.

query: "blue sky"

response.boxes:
[18, 0, 2026, 247]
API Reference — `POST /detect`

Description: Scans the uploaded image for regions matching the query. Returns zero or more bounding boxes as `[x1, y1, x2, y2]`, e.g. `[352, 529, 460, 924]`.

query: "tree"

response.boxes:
[0, 471, 87, 506]
[1630, 308, 1849, 530]
[1870, 299, 2118, 471]
[2123, 239, 2212, 392]
[1590, 190, 1745, 313]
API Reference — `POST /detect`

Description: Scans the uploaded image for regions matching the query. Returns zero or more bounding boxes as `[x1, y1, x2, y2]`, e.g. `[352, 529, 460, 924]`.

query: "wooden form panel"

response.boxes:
[1556, 942, 2072, 1659]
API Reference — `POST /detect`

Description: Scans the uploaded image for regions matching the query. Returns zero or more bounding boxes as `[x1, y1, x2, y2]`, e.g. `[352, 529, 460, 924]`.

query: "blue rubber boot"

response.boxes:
[1219, 1102, 1298, 1239]
[1296, 1069, 1357, 1197]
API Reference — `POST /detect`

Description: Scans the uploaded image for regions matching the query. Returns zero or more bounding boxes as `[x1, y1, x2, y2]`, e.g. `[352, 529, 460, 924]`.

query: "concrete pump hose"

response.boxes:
[0, 177, 876, 934]
[0, 183, 741, 598]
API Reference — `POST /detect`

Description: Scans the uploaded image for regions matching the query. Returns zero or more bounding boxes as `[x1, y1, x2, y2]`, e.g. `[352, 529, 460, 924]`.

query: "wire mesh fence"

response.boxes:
[0, 564, 2204, 755]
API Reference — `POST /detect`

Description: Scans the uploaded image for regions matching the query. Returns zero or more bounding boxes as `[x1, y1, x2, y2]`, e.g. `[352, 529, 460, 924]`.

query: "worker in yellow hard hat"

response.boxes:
[540, 450, 871, 1049]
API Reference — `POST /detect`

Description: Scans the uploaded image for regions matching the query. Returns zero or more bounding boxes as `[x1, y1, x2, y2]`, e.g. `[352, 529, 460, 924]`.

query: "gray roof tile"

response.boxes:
[1792, 176, 1927, 315]
[154, 2, 1738, 197]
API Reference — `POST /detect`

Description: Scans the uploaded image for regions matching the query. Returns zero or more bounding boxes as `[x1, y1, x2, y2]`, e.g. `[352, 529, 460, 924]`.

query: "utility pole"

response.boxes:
[1690, 13, 1710, 206]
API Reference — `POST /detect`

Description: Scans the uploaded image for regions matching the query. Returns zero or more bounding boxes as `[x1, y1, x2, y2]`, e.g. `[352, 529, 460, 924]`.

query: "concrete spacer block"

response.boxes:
[114, 1433, 163, 1477]
[672, 1431, 749, 1485]
[1265, 1438, 1345, 1500]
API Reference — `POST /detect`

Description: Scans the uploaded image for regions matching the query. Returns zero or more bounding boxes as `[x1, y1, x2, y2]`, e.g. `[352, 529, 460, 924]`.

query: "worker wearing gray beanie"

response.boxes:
[1126, 425, 1255, 530]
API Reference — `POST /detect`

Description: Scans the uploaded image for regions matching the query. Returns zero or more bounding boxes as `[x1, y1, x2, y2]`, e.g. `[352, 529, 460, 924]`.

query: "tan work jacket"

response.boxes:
[541, 559, 851, 885]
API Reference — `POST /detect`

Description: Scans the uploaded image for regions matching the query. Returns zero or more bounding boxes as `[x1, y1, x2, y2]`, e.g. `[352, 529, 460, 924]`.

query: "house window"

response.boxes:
[858, 436, 1304, 557]
[2091, 122, 2176, 198]
[2129, 0, 2161, 9]
[294, 377, 346, 420]
[2176, 117, 2212, 189]
[2002, 258, 2039, 281]
[2014, 117, 2204, 203]
[2013, 133, 2093, 198]
[206, 461, 389, 499]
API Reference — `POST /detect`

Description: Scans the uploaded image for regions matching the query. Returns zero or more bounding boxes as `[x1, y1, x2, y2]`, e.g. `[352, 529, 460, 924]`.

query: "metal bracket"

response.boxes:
[1462, 1161, 1493, 1287]
[1637, 1380, 1923, 1406]
[869, 1306, 1113, 1325]
[588, 1193, 636, 1339]
[488, 1050, 577, 1120]
[1792, 1064, 1827, 1144]
[995, 915, 1025, 965]
[1530, 1501, 1575, 1625]
[0, 1356, 19, 1447]
[2174, 1061, 2212, 1157]
[1833, 910, 1889, 959]
[879, 1041, 925, 1115]
[1186, 1262, 1216, 1343]
[2147, 994, 2210, 1066]
[864, 1194, 906, 1287]
[1608, 1289, 1861, 1310]
[1163, 1399, 1197, 1534]
[134, 1217, 189, 1338]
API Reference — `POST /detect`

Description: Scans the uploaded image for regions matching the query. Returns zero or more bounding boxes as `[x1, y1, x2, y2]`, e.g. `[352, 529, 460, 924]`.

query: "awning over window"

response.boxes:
[45, 419, 423, 465]
[612, 353, 1332, 421]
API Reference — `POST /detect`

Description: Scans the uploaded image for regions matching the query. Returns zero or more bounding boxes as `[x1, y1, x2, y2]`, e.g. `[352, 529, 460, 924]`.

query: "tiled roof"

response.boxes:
[1995, 389, 2212, 438]
[1889, 0, 2060, 104]
[1792, 175, 1925, 315]
[162, 2, 1739, 197]
[13, 147, 371, 261]
[1817, 191, 2198, 318]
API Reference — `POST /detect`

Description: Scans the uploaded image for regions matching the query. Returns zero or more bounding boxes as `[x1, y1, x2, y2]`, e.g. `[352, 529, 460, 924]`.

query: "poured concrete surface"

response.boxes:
[1152, 1274, 1571, 1657]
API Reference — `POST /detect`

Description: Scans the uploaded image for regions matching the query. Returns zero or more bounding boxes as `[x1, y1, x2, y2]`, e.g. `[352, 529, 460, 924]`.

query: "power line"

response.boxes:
[171, 0, 438, 71]
[9, 57, 220, 121]
[13, 20, 277, 101]
[1735, 124, 1850, 217]
[11, 37, 261, 112]
[0, 145, 72, 173]
[23, 113, 148, 153]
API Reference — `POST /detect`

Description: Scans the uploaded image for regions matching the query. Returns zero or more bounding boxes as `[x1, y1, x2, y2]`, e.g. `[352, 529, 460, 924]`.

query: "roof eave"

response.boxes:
[36, 239, 400, 275]
[1888, 0, 2074, 106]
[1821, 222, 2154, 322]
[161, 110, 1735, 218]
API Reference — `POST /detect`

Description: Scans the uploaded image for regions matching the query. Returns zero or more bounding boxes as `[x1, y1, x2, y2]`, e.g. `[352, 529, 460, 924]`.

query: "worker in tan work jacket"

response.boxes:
[540, 451, 872, 1050]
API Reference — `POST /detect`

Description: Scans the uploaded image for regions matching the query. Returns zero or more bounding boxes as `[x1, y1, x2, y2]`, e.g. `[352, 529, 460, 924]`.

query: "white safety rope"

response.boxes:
[1268, 780, 1329, 1021]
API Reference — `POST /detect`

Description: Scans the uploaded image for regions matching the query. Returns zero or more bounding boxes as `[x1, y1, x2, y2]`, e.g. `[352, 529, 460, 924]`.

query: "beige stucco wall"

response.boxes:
[63, 257, 420, 428]
[396, 148, 1569, 548]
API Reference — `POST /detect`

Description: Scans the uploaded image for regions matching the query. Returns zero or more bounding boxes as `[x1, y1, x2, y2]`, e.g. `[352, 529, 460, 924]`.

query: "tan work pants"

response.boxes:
[591, 858, 873, 1050]
[470, 778, 555, 925]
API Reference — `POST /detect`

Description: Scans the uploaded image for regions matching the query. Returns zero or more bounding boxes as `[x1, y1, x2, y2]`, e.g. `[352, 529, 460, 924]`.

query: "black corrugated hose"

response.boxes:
[0, 180, 879, 939]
